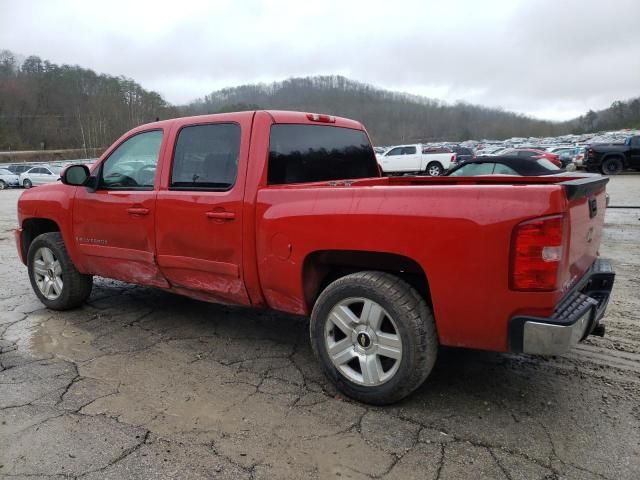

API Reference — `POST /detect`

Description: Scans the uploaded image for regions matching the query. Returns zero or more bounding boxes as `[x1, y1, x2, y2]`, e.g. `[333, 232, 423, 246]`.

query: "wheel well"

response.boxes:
[21, 218, 60, 257]
[302, 250, 431, 312]
[602, 154, 625, 165]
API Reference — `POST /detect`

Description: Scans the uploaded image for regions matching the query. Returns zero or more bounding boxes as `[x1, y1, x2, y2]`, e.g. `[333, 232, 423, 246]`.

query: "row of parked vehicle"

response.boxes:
[0, 161, 95, 190]
[376, 135, 640, 176]
[375, 143, 565, 177]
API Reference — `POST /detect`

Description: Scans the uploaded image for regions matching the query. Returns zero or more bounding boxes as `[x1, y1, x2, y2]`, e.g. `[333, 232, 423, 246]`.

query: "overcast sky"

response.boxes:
[1, 0, 639, 121]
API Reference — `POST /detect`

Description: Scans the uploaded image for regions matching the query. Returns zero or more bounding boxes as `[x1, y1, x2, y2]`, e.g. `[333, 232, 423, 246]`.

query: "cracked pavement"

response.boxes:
[1, 176, 639, 479]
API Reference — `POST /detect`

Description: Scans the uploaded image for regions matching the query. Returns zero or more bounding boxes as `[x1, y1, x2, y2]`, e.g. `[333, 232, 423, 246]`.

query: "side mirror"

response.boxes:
[61, 164, 90, 186]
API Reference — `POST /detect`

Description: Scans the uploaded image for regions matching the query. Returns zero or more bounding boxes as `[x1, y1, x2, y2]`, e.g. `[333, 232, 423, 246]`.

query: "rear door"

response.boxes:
[401, 146, 421, 170]
[154, 117, 251, 306]
[73, 129, 168, 287]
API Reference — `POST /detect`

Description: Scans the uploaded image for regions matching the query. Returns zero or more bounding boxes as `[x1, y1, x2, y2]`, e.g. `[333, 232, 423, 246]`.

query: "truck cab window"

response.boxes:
[403, 146, 416, 155]
[99, 130, 163, 190]
[268, 124, 378, 185]
[386, 147, 403, 156]
[170, 123, 240, 190]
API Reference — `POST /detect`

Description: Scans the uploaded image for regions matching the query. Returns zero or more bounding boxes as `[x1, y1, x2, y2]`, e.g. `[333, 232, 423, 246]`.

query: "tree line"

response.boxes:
[0, 50, 176, 152]
[188, 76, 640, 144]
[1, 50, 639, 151]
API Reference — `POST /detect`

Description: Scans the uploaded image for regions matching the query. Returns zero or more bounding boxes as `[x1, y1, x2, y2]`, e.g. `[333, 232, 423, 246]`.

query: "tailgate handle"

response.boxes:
[588, 197, 598, 218]
[206, 211, 235, 220]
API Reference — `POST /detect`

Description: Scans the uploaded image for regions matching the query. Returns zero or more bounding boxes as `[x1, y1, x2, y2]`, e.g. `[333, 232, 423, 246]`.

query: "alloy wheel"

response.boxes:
[324, 297, 402, 386]
[32, 247, 63, 300]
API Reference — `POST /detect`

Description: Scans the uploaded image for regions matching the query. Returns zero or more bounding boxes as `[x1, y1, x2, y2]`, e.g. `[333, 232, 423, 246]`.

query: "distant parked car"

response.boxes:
[450, 146, 475, 164]
[0, 168, 20, 189]
[546, 146, 584, 168]
[19, 165, 63, 188]
[476, 147, 507, 156]
[377, 144, 456, 176]
[446, 155, 564, 176]
[5, 164, 35, 175]
[499, 148, 562, 167]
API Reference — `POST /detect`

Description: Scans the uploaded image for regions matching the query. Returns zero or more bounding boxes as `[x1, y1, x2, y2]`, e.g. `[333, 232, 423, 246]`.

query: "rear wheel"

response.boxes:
[23, 179, 32, 189]
[601, 157, 623, 175]
[0, 180, 6, 190]
[27, 232, 93, 310]
[310, 271, 438, 404]
[426, 162, 443, 176]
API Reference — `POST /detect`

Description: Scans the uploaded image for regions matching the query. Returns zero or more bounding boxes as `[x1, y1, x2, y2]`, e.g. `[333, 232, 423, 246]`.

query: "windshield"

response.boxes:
[535, 159, 561, 171]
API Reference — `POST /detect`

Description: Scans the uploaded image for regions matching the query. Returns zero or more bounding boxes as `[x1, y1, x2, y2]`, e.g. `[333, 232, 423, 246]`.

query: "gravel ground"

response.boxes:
[0, 175, 639, 479]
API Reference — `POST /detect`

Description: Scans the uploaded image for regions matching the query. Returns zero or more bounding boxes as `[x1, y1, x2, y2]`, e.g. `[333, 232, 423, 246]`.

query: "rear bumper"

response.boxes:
[509, 258, 615, 355]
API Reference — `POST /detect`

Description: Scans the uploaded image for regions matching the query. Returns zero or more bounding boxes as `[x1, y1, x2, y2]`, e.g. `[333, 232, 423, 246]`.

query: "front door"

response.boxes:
[630, 136, 640, 168]
[73, 129, 168, 287]
[155, 120, 250, 305]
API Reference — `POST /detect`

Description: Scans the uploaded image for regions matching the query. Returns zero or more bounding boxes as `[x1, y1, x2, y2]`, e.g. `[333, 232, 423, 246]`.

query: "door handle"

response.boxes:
[127, 207, 150, 215]
[206, 211, 235, 220]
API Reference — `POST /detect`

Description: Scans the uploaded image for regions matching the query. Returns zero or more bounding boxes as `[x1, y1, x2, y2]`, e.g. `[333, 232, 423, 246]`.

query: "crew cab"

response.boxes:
[585, 135, 640, 174]
[15, 111, 615, 404]
[377, 144, 456, 176]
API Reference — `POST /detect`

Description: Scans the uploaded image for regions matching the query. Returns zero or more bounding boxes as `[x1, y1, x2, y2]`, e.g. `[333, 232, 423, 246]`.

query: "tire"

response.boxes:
[27, 232, 93, 310]
[0, 180, 6, 190]
[23, 179, 32, 189]
[310, 271, 438, 405]
[426, 162, 443, 176]
[601, 157, 623, 175]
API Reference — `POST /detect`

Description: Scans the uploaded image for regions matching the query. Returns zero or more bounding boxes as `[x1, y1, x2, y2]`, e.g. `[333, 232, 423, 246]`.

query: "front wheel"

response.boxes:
[27, 232, 93, 310]
[23, 179, 32, 189]
[426, 162, 444, 176]
[0, 180, 6, 190]
[601, 157, 623, 175]
[310, 271, 438, 404]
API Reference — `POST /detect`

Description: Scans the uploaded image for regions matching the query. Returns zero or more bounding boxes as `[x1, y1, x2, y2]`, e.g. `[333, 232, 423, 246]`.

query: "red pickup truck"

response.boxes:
[15, 111, 615, 404]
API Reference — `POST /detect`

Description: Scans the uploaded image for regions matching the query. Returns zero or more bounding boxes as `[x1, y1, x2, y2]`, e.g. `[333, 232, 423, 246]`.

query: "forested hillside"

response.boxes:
[2, 49, 639, 150]
[570, 100, 640, 134]
[0, 50, 176, 151]
[186, 76, 563, 144]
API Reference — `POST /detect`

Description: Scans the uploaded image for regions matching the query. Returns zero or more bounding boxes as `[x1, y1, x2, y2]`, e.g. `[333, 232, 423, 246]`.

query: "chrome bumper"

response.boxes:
[509, 258, 615, 355]
[522, 301, 595, 355]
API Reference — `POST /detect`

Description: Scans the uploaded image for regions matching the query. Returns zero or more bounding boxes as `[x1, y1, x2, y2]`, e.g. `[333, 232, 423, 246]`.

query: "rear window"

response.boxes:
[455, 147, 473, 155]
[268, 125, 378, 185]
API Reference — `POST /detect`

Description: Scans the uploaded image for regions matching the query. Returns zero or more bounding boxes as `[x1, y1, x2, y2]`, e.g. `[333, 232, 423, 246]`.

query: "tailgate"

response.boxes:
[562, 177, 609, 287]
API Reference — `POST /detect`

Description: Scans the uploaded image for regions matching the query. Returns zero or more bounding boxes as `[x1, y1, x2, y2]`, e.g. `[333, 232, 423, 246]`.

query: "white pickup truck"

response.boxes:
[377, 144, 457, 176]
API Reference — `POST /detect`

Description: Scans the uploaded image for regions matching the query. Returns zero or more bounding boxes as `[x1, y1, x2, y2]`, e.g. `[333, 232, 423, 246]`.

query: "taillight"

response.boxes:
[510, 215, 565, 291]
[451, 155, 456, 163]
[306, 113, 336, 123]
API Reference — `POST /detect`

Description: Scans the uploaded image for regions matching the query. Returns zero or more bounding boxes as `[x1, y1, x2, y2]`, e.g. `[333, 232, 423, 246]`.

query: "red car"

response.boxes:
[15, 111, 614, 404]
[501, 148, 562, 167]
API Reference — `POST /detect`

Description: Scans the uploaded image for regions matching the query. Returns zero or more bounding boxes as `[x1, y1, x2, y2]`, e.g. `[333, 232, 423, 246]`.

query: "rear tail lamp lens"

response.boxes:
[511, 215, 565, 291]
